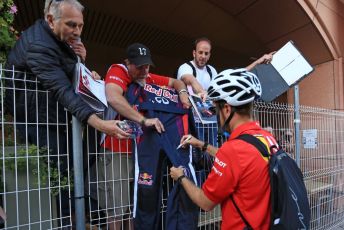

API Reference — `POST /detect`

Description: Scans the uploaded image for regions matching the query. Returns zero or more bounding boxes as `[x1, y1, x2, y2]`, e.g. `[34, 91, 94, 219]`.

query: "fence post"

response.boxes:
[72, 61, 86, 230]
[293, 85, 301, 166]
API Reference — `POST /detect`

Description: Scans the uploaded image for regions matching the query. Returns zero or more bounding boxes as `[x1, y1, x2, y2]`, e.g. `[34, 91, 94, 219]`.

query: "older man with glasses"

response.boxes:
[5, 0, 130, 228]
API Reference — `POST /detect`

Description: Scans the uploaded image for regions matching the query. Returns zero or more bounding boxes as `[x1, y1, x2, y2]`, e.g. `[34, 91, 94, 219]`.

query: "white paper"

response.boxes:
[271, 41, 313, 86]
[79, 64, 108, 106]
[188, 93, 217, 124]
[76, 63, 108, 112]
[302, 129, 317, 149]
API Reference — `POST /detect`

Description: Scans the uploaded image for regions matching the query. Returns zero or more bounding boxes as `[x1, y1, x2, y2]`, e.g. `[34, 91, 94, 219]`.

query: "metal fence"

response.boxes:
[1, 66, 344, 229]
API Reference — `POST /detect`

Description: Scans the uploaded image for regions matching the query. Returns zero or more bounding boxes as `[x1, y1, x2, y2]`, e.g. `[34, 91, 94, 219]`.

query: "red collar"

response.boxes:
[229, 121, 262, 140]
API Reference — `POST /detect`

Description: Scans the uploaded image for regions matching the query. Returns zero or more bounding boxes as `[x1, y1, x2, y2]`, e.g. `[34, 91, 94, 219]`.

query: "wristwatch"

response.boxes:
[177, 175, 186, 184]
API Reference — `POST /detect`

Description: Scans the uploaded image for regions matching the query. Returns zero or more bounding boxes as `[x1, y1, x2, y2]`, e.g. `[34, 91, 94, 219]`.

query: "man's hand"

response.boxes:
[179, 134, 203, 149]
[170, 166, 185, 181]
[256, 51, 276, 65]
[197, 90, 208, 102]
[180, 134, 218, 157]
[245, 51, 276, 71]
[170, 166, 216, 211]
[179, 93, 191, 109]
[169, 78, 191, 109]
[91, 71, 101, 80]
[144, 118, 165, 133]
[71, 41, 87, 62]
[102, 120, 132, 139]
[87, 114, 131, 139]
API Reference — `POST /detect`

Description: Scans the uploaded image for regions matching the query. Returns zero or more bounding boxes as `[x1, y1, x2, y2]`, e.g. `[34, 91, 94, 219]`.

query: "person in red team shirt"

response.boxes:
[170, 69, 279, 230]
[93, 43, 190, 230]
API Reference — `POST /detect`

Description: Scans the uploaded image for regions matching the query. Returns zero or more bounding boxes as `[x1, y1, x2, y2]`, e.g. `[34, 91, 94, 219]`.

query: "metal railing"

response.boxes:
[1, 66, 344, 229]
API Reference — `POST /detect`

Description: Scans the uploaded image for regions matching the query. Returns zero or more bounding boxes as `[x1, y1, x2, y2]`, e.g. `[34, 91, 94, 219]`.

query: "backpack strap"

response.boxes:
[206, 65, 213, 80]
[231, 196, 253, 230]
[230, 134, 271, 229]
[236, 134, 270, 158]
[186, 61, 197, 78]
[186, 61, 213, 80]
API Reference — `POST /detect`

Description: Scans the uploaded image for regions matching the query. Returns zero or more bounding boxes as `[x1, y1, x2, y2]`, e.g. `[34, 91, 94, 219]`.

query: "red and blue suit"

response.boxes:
[105, 64, 199, 230]
[126, 82, 199, 230]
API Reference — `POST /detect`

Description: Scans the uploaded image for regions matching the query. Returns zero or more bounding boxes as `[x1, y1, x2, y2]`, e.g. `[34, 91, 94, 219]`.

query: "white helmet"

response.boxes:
[207, 68, 262, 106]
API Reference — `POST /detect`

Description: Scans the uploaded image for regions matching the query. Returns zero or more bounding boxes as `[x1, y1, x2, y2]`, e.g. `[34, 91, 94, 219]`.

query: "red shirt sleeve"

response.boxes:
[105, 64, 131, 92]
[148, 73, 170, 86]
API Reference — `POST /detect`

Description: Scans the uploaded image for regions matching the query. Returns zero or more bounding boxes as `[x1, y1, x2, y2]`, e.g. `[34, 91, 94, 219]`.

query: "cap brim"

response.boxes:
[130, 57, 154, 67]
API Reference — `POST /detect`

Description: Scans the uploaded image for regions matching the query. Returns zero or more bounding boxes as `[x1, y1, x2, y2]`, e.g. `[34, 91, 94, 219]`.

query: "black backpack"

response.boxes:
[233, 134, 310, 230]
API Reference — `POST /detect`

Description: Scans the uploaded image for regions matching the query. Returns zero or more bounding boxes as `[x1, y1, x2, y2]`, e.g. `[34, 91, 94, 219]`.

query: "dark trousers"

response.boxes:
[133, 115, 199, 230]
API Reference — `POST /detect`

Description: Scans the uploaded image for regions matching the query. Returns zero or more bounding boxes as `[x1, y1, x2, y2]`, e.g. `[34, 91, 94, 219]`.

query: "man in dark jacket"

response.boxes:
[5, 0, 129, 227]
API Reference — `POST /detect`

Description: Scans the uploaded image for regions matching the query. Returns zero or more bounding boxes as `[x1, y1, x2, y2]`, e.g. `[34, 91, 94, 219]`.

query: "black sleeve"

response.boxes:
[26, 41, 95, 124]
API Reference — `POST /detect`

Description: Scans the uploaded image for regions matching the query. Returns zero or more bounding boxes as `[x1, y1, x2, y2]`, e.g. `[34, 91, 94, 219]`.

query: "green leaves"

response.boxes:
[0, 145, 72, 196]
[0, 0, 18, 63]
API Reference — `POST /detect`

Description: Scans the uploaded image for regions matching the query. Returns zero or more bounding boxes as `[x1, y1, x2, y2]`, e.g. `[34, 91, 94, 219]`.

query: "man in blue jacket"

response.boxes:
[5, 0, 129, 228]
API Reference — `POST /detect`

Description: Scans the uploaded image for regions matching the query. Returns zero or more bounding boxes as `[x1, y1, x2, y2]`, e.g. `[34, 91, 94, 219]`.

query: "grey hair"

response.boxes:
[44, 0, 84, 20]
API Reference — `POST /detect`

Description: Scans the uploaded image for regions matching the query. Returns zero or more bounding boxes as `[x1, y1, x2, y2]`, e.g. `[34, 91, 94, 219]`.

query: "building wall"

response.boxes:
[292, 0, 344, 109]
[288, 60, 336, 109]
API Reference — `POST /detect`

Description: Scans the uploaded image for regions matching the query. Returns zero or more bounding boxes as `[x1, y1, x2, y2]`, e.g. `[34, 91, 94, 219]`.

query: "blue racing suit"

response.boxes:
[126, 82, 199, 230]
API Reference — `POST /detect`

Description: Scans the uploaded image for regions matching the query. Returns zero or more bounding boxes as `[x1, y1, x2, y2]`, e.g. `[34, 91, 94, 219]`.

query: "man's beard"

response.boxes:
[196, 60, 206, 68]
[135, 75, 147, 86]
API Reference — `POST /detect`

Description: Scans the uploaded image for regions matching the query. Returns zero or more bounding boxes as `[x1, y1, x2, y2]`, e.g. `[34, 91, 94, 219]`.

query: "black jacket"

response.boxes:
[5, 19, 95, 124]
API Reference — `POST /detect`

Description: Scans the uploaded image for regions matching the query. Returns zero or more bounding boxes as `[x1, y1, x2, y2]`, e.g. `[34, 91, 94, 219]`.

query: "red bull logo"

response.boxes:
[138, 172, 153, 186]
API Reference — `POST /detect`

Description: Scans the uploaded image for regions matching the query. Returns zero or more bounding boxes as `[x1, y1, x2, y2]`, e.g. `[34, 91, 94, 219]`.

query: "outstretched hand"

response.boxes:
[256, 51, 276, 65]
